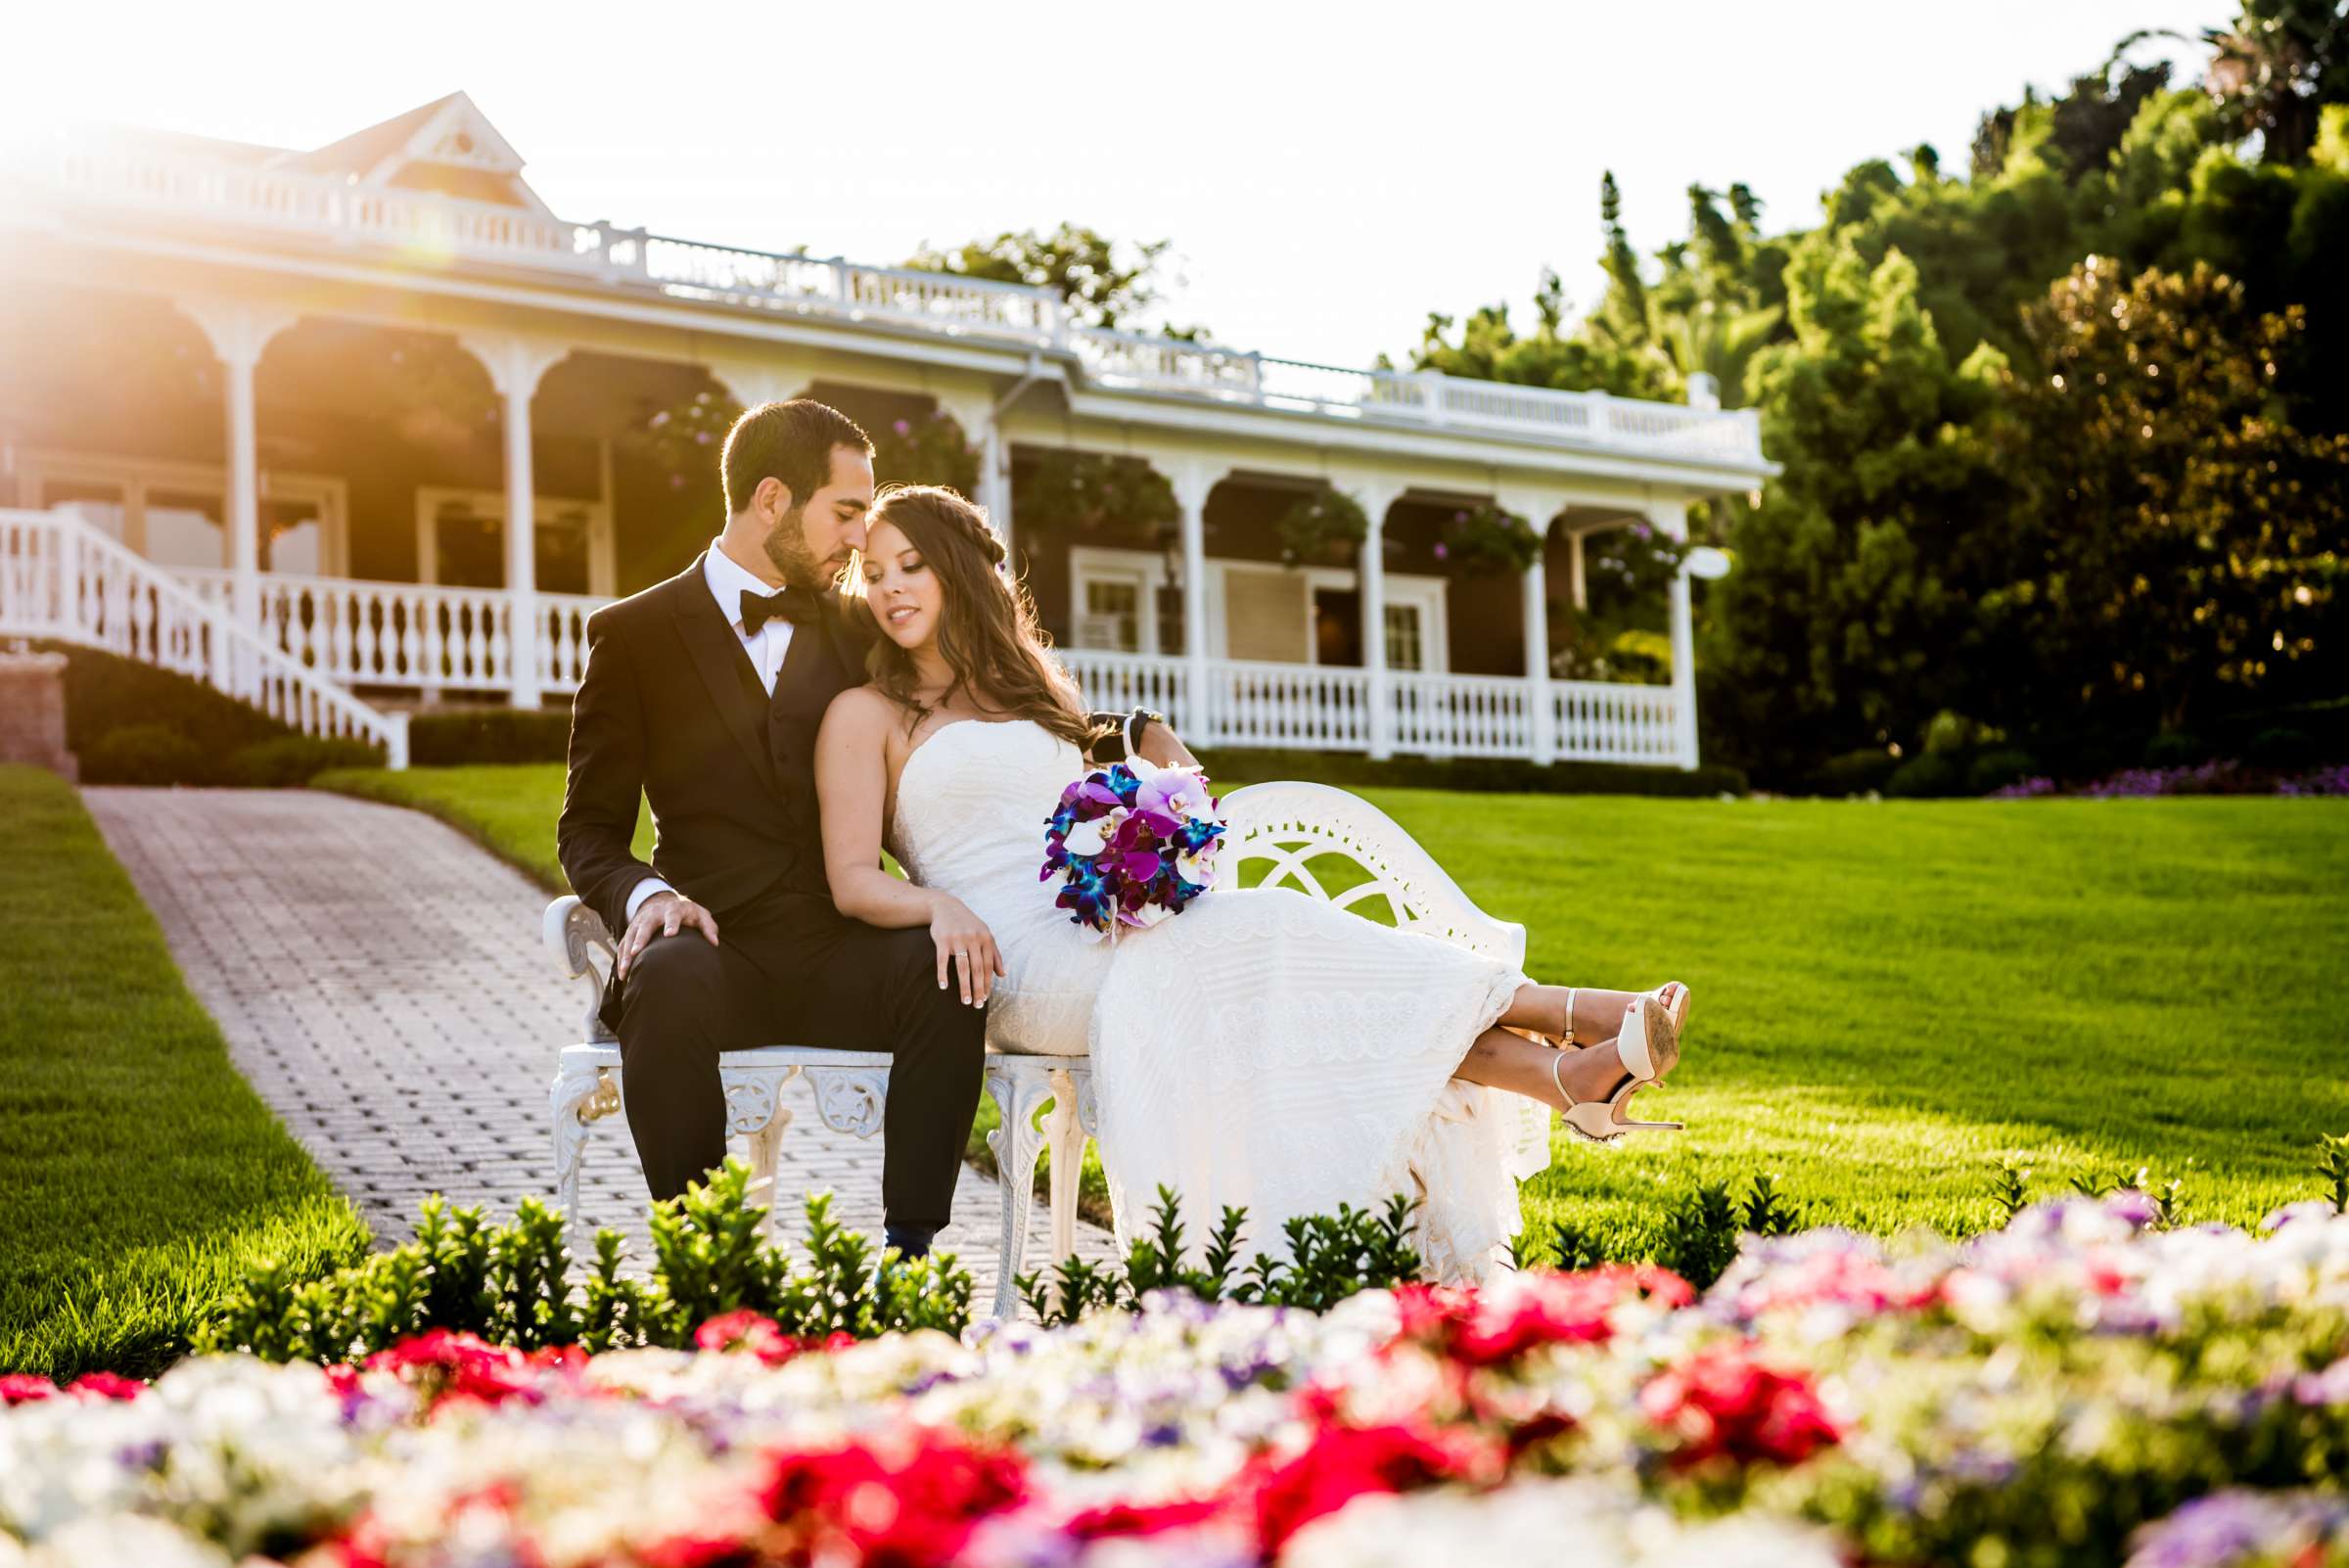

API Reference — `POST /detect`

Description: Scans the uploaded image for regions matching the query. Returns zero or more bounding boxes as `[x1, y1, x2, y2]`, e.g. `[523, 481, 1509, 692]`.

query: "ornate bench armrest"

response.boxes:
[542, 896, 620, 1044]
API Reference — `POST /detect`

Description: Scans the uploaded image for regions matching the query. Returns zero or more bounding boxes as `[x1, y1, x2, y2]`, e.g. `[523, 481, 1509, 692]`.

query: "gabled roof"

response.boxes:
[267, 91, 549, 214]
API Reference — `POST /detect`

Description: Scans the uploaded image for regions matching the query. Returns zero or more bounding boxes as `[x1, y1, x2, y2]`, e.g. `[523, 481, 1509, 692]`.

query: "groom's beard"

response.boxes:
[762, 507, 835, 593]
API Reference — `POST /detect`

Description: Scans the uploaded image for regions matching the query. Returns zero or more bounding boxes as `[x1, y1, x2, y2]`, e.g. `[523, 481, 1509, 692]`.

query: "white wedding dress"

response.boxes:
[890, 718, 1553, 1282]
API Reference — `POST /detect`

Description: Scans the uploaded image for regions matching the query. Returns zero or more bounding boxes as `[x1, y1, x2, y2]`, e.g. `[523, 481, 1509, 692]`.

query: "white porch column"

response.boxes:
[1166, 458, 1221, 744]
[463, 335, 569, 710]
[937, 393, 1012, 572]
[183, 301, 298, 664]
[1497, 489, 1557, 764]
[1566, 526, 1589, 611]
[1649, 499, 1700, 769]
[1346, 478, 1407, 761]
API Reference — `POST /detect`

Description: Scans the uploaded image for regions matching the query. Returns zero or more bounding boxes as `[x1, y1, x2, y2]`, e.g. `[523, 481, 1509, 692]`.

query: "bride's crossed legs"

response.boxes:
[1452, 983, 1688, 1142]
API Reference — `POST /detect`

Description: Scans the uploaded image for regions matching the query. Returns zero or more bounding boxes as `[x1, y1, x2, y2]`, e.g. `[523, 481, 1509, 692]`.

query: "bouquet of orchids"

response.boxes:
[1039, 755, 1226, 938]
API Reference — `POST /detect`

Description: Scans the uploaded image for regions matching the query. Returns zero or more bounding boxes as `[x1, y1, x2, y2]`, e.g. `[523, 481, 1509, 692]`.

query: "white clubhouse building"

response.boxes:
[0, 93, 1773, 768]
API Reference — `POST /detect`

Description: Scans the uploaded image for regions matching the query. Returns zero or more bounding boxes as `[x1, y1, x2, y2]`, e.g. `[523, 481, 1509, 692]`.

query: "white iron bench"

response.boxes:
[543, 780, 1525, 1318]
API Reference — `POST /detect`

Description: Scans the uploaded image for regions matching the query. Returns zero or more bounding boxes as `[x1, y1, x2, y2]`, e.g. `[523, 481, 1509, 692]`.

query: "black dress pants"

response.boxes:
[609, 889, 987, 1227]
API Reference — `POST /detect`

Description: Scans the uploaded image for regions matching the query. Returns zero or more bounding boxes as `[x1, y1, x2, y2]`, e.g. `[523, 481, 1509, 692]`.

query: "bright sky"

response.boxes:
[11, 0, 2220, 370]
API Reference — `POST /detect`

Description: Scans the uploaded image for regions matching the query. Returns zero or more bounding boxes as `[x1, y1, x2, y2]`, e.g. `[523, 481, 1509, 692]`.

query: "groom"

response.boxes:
[557, 398, 982, 1258]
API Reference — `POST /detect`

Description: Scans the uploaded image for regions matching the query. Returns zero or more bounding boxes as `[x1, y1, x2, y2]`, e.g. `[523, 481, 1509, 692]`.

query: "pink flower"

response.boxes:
[1389, 1265, 1694, 1367]
[66, 1371, 145, 1402]
[0, 1373, 58, 1406]
[364, 1329, 538, 1410]
[695, 1310, 806, 1367]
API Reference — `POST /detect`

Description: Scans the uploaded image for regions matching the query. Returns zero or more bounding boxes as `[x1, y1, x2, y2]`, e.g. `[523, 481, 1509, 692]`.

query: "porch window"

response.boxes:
[143, 488, 225, 571]
[417, 489, 611, 596]
[1384, 603, 1424, 672]
[22, 453, 346, 576]
[38, 479, 129, 544]
[1078, 575, 1144, 653]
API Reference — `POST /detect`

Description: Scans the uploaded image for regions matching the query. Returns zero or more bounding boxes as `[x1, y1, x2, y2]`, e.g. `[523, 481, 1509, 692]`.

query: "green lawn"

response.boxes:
[0, 767, 368, 1380]
[316, 764, 2349, 1248]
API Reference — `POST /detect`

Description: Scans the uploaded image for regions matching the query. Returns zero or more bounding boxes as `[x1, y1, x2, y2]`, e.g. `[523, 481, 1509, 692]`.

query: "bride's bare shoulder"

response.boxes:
[818, 685, 900, 746]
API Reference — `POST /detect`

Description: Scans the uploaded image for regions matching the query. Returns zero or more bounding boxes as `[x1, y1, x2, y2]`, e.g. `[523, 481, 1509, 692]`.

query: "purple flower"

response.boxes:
[2126, 1490, 2349, 1568]
[893, 418, 913, 437]
[1433, 543, 1449, 560]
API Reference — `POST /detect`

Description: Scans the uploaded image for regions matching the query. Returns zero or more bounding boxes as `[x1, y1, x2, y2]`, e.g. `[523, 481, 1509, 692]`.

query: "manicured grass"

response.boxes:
[0, 767, 368, 1379]
[315, 764, 2349, 1249]
[317, 763, 651, 891]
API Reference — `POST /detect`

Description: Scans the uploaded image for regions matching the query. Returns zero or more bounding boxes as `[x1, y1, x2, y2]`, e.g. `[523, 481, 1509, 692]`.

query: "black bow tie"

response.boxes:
[739, 584, 815, 635]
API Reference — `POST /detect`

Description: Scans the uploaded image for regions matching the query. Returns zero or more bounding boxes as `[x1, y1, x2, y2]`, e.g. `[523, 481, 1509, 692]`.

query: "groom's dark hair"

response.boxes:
[721, 399, 872, 518]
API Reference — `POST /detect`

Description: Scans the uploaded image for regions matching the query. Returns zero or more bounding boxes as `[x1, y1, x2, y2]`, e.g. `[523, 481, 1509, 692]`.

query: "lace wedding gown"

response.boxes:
[890, 718, 1553, 1282]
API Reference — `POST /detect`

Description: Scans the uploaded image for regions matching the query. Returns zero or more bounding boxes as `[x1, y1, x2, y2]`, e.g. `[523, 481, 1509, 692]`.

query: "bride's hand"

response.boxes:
[928, 895, 1005, 1008]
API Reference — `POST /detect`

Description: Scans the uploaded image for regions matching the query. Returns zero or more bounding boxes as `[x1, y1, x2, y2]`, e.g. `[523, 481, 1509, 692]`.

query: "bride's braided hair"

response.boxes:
[861, 484, 1110, 754]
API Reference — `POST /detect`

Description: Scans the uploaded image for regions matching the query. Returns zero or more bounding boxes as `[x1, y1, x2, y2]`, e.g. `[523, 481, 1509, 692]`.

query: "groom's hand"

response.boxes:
[616, 891, 720, 979]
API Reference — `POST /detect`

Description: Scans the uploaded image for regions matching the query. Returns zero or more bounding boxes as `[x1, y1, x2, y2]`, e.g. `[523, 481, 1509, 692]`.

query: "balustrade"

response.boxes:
[2, 510, 407, 764]
[175, 569, 597, 699]
[16, 141, 1763, 463]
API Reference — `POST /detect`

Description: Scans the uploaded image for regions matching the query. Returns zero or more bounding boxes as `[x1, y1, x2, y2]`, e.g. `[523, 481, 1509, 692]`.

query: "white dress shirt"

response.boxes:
[623, 540, 799, 923]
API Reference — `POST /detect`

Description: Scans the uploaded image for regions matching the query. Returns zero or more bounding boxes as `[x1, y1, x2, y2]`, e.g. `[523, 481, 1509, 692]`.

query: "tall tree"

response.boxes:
[1984, 258, 2349, 735]
[905, 223, 1183, 333]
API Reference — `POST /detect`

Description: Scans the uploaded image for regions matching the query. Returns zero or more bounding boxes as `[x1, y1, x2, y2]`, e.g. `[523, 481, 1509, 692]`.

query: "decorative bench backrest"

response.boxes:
[1218, 781, 1528, 968]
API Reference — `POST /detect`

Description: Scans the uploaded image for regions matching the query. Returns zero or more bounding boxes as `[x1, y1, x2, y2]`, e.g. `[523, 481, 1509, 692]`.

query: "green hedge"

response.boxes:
[36, 642, 384, 785]
[406, 709, 574, 766]
[1198, 746, 1745, 798]
[44, 640, 290, 760]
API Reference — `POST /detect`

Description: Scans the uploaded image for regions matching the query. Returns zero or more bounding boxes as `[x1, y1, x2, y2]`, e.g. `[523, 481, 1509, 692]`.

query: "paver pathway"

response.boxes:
[82, 786, 1115, 1307]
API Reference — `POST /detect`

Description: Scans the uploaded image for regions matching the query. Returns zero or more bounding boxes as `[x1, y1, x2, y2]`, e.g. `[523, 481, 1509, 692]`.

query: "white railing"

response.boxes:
[640, 234, 1064, 343]
[41, 142, 612, 276]
[1056, 648, 1189, 727]
[0, 510, 409, 766]
[1206, 660, 1375, 750]
[1393, 671, 1535, 759]
[13, 138, 1765, 465]
[1058, 647, 1687, 766]
[1552, 679, 1682, 763]
[174, 569, 600, 699]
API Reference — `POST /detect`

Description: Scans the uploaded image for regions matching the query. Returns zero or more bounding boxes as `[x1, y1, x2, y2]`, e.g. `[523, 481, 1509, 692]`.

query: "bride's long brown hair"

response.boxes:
[862, 484, 1107, 754]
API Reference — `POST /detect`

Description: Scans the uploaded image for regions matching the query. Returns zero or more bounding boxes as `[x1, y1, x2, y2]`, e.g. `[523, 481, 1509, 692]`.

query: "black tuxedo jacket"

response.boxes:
[557, 552, 1143, 941]
[558, 555, 873, 939]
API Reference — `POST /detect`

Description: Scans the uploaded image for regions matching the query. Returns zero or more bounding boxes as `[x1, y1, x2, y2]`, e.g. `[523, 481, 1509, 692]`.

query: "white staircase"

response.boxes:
[0, 508, 409, 767]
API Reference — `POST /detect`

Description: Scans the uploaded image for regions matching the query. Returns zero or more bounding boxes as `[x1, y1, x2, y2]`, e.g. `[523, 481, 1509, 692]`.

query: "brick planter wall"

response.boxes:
[0, 650, 77, 780]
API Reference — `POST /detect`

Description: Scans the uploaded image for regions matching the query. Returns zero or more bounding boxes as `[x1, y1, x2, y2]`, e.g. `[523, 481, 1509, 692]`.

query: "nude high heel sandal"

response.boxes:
[1652, 982, 1691, 1038]
[1552, 995, 1684, 1145]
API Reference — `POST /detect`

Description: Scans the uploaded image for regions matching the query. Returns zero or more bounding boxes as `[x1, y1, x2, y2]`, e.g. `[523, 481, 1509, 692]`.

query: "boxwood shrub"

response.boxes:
[1195, 746, 1745, 798]
[406, 709, 574, 766]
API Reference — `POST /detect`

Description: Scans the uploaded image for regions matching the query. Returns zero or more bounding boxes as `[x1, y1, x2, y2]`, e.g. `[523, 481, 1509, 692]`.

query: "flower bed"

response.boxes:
[6, 1198, 2347, 1568]
[1992, 760, 2349, 799]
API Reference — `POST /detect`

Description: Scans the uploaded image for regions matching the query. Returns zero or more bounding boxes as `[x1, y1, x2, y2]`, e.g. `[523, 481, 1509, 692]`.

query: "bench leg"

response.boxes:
[745, 1107, 792, 1248]
[1044, 1068, 1084, 1274]
[551, 1065, 615, 1260]
[984, 1064, 1050, 1320]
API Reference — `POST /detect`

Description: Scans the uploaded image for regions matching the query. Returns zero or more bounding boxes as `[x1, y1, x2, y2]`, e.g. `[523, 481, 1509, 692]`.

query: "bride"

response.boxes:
[814, 486, 1689, 1281]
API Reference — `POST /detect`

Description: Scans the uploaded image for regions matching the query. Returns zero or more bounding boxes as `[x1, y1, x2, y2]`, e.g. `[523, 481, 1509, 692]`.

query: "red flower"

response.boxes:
[755, 1427, 1029, 1567]
[1065, 1493, 1232, 1541]
[1251, 1421, 1501, 1551]
[0, 1374, 58, 1406]
[66, 1371, 145, 1402]
[363, 1330, 537, 1409]
[696, 1311, 806, 1366]
[1637, 1341, 1842, 1471]
[1390, 1265, 1694, 1367]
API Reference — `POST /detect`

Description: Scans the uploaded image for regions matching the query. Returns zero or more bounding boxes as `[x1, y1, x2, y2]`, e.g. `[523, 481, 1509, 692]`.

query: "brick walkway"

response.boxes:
[82, 787, 1115, 1307]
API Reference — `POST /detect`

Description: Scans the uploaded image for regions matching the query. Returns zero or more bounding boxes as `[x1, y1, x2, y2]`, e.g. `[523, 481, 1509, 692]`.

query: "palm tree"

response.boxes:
[2120, 0, 2349, 165]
